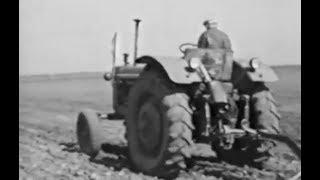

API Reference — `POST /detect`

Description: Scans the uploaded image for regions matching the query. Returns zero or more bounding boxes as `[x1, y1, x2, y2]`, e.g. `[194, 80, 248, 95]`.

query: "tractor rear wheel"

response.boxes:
[126, 70, 194, 177]
[250, 84, 282, 169]
[76, 109, 104, 158]
[251, 84, 281, 134]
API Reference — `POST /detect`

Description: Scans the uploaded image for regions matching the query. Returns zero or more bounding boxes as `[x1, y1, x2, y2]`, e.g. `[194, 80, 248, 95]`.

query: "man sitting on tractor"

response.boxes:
[196, 19, 283, 170]
[198, 19, 233, 52]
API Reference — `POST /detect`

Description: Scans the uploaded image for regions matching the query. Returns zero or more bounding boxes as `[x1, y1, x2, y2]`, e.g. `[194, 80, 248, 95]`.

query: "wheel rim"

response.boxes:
[128, 95, 169, 171]
[137, 100, 162, 156]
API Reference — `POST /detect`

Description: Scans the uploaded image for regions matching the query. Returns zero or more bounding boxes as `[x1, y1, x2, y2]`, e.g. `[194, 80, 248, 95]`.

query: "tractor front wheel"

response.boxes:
[76, 109, 104, 158]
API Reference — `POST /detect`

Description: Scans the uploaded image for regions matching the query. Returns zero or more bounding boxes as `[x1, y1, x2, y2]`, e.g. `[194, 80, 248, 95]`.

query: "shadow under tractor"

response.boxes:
[76, 19, 301, 179]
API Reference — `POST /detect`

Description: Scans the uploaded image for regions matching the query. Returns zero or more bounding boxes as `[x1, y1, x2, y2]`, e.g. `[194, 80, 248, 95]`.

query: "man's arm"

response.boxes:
[223, 35, 232, 52]
[198, 33, 208, 48]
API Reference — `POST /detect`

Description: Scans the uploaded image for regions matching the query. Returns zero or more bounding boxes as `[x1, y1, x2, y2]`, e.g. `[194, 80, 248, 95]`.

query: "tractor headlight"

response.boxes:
[103, 72, 113, 81]
[189, 57, 202, 69]
[249, 57, 261, 70]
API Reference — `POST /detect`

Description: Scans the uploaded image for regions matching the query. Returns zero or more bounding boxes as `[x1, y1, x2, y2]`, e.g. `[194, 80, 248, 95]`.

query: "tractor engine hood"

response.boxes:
[114, 65, 146, 80]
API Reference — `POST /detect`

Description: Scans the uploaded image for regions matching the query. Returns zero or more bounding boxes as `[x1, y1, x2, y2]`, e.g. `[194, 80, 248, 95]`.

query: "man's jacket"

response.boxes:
[198, 28, 232, 51]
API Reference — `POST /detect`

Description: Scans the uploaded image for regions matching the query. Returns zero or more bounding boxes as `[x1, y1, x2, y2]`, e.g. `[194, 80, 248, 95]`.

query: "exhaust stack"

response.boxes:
[133, 19, 141, 65]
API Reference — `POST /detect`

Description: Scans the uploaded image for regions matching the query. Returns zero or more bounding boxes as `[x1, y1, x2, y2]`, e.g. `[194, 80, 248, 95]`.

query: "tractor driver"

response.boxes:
[198, 19, 233, 52]
[193, 19, 234, 143]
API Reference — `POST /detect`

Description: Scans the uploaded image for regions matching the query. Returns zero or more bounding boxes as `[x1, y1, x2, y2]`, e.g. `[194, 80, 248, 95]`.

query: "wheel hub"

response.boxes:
[137, 101, 162, 154]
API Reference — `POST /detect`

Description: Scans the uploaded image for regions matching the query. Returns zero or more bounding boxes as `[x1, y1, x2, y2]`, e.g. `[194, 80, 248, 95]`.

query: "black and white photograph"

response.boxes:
[19, 0, 301, 179]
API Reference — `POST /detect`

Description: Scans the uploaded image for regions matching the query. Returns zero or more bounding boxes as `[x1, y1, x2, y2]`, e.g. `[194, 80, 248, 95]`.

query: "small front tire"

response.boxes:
[76, 109, 104, 158]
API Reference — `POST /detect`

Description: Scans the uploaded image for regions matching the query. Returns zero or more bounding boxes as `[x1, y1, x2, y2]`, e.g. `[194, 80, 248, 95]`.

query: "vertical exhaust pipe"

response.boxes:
[133, 19, 141, 65]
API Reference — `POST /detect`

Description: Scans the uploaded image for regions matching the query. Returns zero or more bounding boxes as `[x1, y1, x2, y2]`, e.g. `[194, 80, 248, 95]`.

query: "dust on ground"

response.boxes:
[19, 66, 301, 180]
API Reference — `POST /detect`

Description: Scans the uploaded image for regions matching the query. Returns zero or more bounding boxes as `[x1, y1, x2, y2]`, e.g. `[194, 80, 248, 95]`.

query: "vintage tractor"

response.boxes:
[76, 19, 301, 178]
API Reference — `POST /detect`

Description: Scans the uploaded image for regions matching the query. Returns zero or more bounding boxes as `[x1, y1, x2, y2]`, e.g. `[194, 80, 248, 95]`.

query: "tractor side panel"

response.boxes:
[112, 65, 146, 116]
[136, 56, 202, 84]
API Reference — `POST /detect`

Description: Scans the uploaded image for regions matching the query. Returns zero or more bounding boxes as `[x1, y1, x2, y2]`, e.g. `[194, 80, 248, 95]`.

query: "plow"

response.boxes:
[76, 19, 301, 179]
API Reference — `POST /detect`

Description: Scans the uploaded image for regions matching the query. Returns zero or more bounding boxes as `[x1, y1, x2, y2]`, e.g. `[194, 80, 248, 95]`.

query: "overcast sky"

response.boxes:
[19, 0, 301, 75]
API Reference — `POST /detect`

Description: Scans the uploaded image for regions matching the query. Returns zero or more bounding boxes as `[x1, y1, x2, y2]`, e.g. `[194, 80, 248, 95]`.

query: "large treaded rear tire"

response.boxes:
[251, 85, 281, 134]
[126, 70, 194, 177]
[76, 109, 104, 158]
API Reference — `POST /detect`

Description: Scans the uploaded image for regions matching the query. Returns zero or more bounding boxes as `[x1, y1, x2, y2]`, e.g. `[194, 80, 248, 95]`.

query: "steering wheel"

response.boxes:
[179, 43, 197, 54]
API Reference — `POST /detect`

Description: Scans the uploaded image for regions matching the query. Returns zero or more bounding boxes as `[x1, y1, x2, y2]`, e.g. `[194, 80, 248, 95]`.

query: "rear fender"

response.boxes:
[231, 60, 279, 94]
[234, 59, 278, 82]
[135, 55, 202, 84]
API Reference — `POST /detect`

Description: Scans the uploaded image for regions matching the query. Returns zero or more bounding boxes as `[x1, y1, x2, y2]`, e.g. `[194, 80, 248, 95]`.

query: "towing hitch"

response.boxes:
[214, 123, 301, 180]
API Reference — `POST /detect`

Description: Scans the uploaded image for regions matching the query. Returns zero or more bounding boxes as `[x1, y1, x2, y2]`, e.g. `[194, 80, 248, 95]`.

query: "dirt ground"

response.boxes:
[19, 65, 301, 180]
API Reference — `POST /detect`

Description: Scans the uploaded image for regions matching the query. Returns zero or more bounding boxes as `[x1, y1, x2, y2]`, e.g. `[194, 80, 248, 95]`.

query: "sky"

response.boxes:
[19, 0, 301, 75]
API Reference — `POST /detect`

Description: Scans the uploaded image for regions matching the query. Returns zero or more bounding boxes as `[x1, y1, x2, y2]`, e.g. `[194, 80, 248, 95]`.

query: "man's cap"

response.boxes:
[203, 19, 218, 26]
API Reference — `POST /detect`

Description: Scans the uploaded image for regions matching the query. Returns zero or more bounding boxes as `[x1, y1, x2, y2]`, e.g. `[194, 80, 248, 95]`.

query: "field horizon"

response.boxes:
[19, 64, 301, 82]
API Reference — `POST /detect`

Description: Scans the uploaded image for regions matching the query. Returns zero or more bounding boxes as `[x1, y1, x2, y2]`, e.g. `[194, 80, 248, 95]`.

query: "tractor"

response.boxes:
[76, 19, 301, 178]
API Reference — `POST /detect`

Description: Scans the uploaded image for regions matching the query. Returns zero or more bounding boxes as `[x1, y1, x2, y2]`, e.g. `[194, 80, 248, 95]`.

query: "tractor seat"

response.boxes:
[184, 48, 233, 81]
